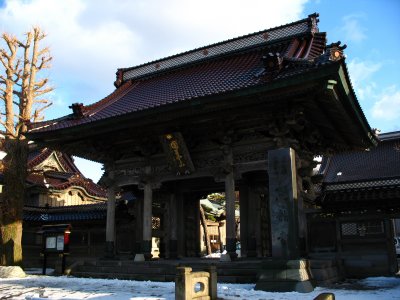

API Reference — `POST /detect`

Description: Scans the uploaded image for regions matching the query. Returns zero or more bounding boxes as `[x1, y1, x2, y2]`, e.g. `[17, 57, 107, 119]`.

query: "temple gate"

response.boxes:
[27, 14, 379, 288]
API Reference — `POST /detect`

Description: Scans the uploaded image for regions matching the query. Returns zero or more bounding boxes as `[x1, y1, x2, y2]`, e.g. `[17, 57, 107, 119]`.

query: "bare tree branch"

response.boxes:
[32, 99, 50, 104]
[37, 47, 49, 57]
[12, 90, 21, 98]
[0, 53, 9, 70]
[0, 119, 16, 138]
[1, 26, 53, 138]
[33, 78, 48, 90]
[34, 87, 53, 97]
[37, 56, 52, 70]
[32, 102, 52, 122]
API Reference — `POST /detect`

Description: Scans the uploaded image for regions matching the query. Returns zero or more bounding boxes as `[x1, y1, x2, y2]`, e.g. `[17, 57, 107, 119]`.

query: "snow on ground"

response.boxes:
[1, 274, 400, 300]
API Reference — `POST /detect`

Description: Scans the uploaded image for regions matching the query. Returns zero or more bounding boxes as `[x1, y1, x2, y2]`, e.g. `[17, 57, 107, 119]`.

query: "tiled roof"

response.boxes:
[27, 171, 107, 198]
[318, 131, 400, 208]
[319, 185, 400, 210]
[119, 15, 316, 81]
[23, 203, 107, 222]
[26, 148, 107, 198]
[320, 132, 400, 183]
[28, 148, 80, 174]
[29, 14, 338, 134]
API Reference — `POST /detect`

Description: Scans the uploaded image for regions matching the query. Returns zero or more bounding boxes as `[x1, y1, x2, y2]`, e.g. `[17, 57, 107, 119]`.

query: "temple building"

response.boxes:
[26, 14, 387, 290]
[310, 131, 400, 278]
[0, 146, 108, 266]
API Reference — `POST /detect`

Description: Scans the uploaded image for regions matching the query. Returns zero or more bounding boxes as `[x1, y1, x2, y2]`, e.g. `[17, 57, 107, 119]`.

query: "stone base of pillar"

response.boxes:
[169, 239, 178, 259]
[220, 253, 231, 262]
[141, 240, 153, 260]
[134, 254, 145, 262]
[255, 259, 314, 293]
[104, 241, 115, 258]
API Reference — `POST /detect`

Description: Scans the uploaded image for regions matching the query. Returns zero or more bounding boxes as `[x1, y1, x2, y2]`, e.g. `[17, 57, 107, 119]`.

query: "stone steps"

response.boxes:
[71, 259, 260, 283]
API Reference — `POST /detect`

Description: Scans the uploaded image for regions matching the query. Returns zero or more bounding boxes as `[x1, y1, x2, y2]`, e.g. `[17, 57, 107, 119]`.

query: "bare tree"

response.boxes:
[0, 27, 52, 266]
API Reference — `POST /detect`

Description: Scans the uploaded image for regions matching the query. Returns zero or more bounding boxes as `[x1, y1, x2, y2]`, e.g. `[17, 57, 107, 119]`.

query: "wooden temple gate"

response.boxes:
[27, 14, 380, 288]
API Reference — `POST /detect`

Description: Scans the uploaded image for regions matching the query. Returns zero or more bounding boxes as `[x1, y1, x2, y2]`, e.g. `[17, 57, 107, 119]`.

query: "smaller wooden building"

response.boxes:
[310, 131, 400, 277]
[0, 147, 110, 267]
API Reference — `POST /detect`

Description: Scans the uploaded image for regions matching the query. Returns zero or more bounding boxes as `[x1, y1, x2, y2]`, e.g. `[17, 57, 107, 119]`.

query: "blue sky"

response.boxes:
[0, 0, 399, 181]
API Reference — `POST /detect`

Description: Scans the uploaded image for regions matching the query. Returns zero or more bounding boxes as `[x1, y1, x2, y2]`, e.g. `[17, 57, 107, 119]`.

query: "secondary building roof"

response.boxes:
[26, 148, 107, 199]
[23, 203, 107, 223]
[318, 131, 400, 211]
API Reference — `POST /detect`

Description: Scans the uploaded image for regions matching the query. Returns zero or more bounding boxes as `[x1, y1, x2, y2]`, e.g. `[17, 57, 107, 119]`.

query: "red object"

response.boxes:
[64, 232, 70, 245]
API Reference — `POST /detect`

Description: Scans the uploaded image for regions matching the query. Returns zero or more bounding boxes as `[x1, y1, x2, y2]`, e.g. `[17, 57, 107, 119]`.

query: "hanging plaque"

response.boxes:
[160, 132, 195, 175]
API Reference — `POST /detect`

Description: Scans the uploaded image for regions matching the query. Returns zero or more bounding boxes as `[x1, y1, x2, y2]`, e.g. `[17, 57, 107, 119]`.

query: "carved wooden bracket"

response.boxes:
[262, 52, 283, 72]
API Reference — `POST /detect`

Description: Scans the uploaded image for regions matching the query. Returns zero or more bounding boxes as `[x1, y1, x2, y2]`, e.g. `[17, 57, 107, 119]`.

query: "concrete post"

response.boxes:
[207, 265, 217, 299]
[105, 169, 116, 257]
[175, 267, 193, 300]
[268, 147, 299, 259]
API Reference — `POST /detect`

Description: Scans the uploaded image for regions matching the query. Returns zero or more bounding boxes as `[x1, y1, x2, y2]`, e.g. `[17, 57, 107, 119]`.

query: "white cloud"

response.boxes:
[341, 14, 367, 43]
[347, 58, 381, 101]
[371, 86, 400, 121]
[346, 58, 399, 132]
[0, 0, 309, 119]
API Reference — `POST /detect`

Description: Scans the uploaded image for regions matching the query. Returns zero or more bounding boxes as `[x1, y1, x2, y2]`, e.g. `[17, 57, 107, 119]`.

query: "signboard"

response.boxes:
[40, 224, 71, 275]
[46, 236, 56, 249]
[45, 235, 65, 251]
[57, 235, 65, 251]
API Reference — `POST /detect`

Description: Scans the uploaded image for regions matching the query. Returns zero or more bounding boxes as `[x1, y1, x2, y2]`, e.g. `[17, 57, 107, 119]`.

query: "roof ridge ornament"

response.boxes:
[69, 103, 85, 118]
[308, 13, 320, 34]
[326, 41, 347, 61]
[114, 69, 124, 88]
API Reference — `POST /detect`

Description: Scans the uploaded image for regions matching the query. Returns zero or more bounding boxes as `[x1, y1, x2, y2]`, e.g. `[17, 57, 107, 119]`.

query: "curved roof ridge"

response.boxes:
[118, 14, 319, 83]
[84, 80, 136, 117]
[27, 148, 52, 169]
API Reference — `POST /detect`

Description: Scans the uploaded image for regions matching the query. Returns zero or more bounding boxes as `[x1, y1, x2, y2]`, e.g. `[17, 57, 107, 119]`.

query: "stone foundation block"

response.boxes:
[255, 259, 313, 293]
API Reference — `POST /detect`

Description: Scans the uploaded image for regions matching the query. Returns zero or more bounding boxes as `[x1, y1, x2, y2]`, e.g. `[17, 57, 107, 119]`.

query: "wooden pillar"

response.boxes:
[169, 193, 178, 258]
[239, 183, 249, 257]
[105, 168, 116, 257]
[142, 165, 153, 259]
[176, 190, 185, 257]
[247, 185, 259, 257]
[385, 219, 398, 275]
[268, 147, 299, 259]
[134, 196, 143, 255]
[223, 146, 237, 258]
